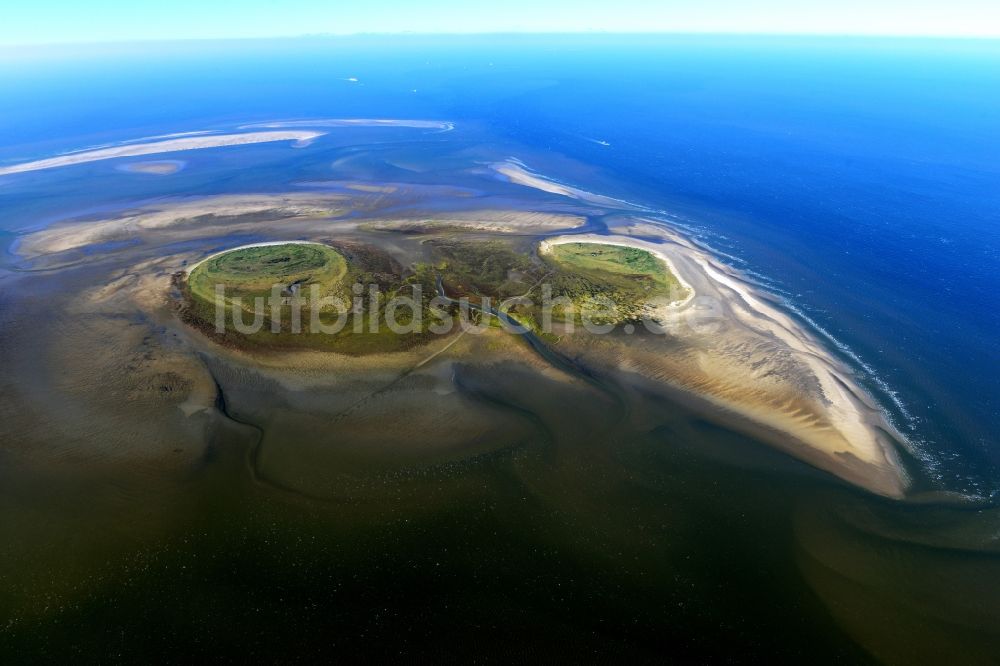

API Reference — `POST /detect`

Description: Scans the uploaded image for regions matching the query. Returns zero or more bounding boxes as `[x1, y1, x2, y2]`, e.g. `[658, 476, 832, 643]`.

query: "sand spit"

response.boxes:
[364, 209, 586, 234]
[242, 119, 454, 131]
[0, 131, 325, 176]
[18, 195, 587, 260]
[542, 232, 909, 498]
[17, 193, 347, 258]
[491, 159, 643, 209]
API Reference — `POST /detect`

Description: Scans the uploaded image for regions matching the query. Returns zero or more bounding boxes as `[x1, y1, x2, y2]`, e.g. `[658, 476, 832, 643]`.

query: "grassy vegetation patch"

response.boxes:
[421, 238, 690, 327]
[541, 242, 689, 325]
[182, 242, 451, 355]
[188, 243, 347, 305]
[179, 238, 689, 355]
[545, 243, 684, 297]
[426, 239, 539, 302]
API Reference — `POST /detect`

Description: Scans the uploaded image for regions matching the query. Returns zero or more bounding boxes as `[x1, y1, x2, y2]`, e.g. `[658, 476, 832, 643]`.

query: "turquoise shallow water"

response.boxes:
[1, 35, 999, 661]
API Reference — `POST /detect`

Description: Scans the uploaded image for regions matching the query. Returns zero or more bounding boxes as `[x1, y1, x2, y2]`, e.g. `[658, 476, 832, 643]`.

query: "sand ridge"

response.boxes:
[541, 229, 909, 497]
[0, 131, 324, 176]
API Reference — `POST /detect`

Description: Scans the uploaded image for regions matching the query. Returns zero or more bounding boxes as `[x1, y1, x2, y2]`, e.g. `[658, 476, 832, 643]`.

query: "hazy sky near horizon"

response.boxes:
[2, 0, 998, 45]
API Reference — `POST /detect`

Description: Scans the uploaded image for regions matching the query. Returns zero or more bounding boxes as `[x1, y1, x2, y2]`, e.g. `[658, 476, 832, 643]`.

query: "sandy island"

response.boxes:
[542, 230, 909, 498]
[492, 159, 643, 209]
[0, 131, 325, 176]
[241, 119, 454, 131]
[485, 160, 910, 497]
[14, 193, 349, 258]
[539, 235, 696, 312]
[14, 188, 911, 498]
[183, 240, 332, 275]
[16, 193, 585, 260]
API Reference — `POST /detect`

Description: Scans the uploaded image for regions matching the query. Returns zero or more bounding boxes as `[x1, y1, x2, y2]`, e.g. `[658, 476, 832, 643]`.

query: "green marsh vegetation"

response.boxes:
[542, 242, 689, 326]
[182, 243, 451, 355]
[425, 239, 538, 301]
[425, 238, 688, 330]
[187, 243, 348, 308]
[179, 238, 690, 355]
[546, 242, 685, 301]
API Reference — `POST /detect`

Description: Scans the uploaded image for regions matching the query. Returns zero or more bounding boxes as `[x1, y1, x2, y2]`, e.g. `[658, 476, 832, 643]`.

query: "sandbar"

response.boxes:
[0, 131, 325, 176]
[542, 230, 909, 498]
[242, 118, 454, 131]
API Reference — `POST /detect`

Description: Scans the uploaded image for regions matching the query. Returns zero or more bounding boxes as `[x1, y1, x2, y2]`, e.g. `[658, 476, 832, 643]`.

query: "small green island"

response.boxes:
[187, 242, 348, 308]
[180, 237, 691, 355]
[545, 242, 685, 298]
[182, 242, 445, 354]
[541, 241, 690, 324]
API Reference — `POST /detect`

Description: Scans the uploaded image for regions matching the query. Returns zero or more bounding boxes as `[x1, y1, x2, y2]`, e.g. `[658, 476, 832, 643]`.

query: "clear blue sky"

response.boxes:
[2, 0, 998, 45]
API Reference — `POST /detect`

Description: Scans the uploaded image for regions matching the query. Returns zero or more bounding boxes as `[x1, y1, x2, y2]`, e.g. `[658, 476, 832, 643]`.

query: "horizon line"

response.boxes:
[4, 30, 1000, 49]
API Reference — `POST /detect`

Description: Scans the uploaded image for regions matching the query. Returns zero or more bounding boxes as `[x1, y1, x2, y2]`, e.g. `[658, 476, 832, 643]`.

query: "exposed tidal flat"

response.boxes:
[1, 126, 998, 661]
[13, 183, 905, 496]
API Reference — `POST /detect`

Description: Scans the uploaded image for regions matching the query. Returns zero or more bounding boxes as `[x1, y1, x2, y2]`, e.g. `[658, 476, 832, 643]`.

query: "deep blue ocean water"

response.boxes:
[1, 34, 998, 496]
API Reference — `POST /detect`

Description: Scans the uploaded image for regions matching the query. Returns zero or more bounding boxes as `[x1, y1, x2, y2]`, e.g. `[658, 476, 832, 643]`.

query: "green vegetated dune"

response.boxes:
[188, 243, 348, 306]
[546, 242, 684, 298]
[427, 238, 687, 329]
[181, 238, 687, 356]
[183, 242, 448, 355]
[541, 242, 687, 326]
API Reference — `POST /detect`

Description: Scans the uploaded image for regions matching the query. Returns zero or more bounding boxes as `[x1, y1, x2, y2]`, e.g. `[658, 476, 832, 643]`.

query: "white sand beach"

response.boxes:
[541, 230, 909, 498]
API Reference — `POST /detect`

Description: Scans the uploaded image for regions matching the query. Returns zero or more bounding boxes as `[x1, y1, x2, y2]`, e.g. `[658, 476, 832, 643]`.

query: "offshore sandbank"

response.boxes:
[0, 131, 324, 176]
